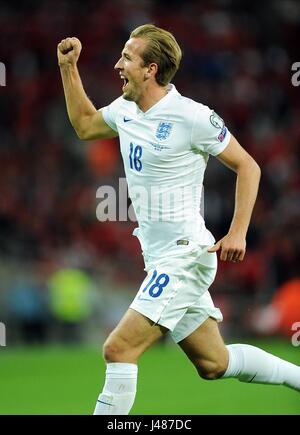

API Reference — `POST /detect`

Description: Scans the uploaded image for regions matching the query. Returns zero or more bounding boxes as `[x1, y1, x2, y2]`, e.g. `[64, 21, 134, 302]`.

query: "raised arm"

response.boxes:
[208, 134, 261, 262]
[57, 37, 118, 140]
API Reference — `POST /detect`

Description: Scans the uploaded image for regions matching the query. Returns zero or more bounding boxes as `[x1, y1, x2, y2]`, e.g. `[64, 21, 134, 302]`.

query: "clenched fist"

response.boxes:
[57, 37, 82, 66]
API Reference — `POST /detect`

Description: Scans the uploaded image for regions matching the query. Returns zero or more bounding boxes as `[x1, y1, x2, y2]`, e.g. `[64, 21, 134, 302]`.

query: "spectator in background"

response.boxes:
[48, 267, 94, 343]
[6, 275, 49, 345]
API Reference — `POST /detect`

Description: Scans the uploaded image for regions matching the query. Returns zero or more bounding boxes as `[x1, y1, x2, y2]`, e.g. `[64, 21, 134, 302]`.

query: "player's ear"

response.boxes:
[145, 63, 158, 80]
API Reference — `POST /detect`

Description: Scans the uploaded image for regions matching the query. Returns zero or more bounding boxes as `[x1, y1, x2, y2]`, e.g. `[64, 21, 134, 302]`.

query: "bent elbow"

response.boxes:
[73, 125, 90, 140]
[244, 156, 261, 177]
[250, 160, 261, 189]
[76, 129, 89, 140]
[239, 158, 261, 182]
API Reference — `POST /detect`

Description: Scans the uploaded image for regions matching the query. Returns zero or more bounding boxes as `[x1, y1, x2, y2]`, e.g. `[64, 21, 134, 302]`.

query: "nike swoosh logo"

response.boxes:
[97, 400, 113, 406]
[248, 373, 257, 383]
[123, 117, 132, 123]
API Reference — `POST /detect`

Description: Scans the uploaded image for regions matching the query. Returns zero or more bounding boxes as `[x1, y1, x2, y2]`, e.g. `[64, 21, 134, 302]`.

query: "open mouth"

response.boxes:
[121, 76, 129, 91]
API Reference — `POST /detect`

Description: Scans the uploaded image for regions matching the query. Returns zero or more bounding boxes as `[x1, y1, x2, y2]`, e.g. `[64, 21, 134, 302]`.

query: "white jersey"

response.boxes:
[101, 84, 231, 258]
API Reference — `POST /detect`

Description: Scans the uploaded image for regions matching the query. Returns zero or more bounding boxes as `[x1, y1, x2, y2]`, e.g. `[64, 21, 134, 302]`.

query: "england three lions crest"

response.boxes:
[156, 122, 173, 141]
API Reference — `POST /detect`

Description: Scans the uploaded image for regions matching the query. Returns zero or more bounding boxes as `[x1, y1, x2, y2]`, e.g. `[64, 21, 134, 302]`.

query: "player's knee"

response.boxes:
[102, 335, 135, 363]
[196, 359, 227, 380]
[103, 338, 124, 362]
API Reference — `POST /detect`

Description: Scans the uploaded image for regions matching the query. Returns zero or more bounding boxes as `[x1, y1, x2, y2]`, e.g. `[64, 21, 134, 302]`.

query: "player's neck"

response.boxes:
[137, 84, 168, 112]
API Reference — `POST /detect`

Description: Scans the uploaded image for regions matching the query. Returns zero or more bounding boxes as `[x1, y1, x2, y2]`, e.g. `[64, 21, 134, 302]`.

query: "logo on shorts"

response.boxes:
[137, 295, 153, 302]
[156, 122, 173, 141]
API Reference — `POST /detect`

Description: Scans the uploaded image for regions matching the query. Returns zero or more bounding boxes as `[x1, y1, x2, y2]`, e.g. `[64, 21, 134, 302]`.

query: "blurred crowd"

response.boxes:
[0, 0, 299, 343]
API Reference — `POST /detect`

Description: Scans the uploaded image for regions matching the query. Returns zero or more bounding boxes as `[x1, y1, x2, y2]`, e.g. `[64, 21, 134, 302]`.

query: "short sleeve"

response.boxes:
[191, 104, 231, 156]
[99, 96, 123, 133]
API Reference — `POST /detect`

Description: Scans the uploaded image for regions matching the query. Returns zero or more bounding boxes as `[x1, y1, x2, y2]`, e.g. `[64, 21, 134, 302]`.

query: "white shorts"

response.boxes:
[129, 245, 223, 343]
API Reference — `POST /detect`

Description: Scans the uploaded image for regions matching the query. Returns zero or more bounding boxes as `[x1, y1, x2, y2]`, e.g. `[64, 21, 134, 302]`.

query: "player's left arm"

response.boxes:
[208, 134, 261, 262]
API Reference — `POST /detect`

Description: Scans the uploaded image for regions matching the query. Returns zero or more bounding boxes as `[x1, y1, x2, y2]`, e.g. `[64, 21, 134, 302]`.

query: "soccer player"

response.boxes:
[58, 24, 300, 415]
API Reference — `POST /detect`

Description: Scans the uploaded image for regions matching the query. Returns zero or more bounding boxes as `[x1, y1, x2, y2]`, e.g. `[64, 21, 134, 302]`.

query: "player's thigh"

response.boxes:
[104, 308, 168, 360]
[178, 317, 228, 369]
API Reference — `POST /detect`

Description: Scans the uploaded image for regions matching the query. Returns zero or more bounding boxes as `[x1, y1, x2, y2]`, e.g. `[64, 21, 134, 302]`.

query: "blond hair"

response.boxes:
[130, 24, 182, 86]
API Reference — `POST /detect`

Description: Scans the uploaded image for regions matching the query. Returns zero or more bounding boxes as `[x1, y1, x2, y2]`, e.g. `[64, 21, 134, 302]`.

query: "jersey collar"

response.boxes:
[135, 84, 180, 116]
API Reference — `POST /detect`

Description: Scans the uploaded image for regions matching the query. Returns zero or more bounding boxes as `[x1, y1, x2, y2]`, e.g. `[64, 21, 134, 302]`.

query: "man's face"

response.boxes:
[114, 38, 149, 102]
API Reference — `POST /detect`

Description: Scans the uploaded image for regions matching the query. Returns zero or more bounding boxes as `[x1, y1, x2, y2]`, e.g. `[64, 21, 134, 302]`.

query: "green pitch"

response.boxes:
[0, 339, 299, 414]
